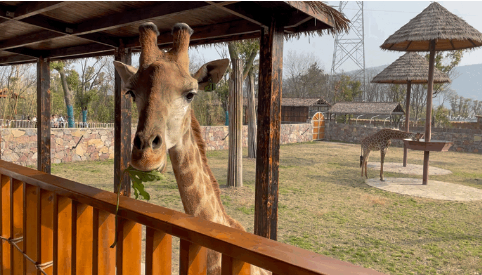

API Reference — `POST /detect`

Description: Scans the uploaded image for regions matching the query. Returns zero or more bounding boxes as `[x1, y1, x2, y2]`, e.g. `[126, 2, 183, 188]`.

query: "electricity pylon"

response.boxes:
[331, 1, 366, 101]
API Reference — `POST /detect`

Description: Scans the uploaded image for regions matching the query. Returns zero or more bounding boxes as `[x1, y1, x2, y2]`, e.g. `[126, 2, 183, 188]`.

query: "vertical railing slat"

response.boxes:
[1, 174, 11, 275]
[116, 219, 141, 275]
[221, 254, 251, 275]
[97, 209, 115, 275]
[24, 184, 39, 274]
[40, 190, 54, 274]
[11, 179, 24, 275]
[76, 203, 93, 275]
[55, 195, 72, 275]
[145, 227, 172, 275]
[179, 239, 207, 275]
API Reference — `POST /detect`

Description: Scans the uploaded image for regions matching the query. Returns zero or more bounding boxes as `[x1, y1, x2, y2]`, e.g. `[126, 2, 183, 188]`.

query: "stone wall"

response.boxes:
[324, 122, 482, 154]
[0, 123, 312, 167]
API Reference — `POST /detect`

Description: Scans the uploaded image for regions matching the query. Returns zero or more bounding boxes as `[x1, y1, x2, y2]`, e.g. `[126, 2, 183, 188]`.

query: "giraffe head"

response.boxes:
[114, 22, 229, 171]
[414, 132, 424, 141]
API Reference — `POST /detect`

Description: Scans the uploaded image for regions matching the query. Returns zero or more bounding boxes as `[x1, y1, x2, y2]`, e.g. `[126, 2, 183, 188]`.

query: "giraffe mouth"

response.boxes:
[156, 162, 167, 173]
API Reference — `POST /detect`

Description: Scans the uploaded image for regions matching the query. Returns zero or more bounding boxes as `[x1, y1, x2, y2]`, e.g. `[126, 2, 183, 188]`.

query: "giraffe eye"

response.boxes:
[185, 91, 197, 102]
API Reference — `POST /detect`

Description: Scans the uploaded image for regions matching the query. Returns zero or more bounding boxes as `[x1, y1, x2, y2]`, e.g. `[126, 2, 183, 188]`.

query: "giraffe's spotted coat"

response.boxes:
[360, 129, 423, 181]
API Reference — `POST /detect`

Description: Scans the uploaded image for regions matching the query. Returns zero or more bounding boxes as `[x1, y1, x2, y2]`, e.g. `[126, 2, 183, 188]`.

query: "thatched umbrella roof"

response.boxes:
[380, 2, 482, 51]
[371, 52, 451, 84]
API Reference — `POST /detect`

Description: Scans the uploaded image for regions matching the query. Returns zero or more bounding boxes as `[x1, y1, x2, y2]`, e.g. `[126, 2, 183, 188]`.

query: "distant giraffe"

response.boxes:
[360, 129, 423, 181]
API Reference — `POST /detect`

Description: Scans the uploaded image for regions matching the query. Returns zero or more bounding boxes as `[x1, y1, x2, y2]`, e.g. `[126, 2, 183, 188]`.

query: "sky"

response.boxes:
[189, 1, 482, 73]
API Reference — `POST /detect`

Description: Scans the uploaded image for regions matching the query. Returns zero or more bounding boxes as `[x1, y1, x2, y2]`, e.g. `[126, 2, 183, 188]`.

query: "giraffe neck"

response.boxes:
[168, 111, 228, 225]
[385, 129, 416, 140]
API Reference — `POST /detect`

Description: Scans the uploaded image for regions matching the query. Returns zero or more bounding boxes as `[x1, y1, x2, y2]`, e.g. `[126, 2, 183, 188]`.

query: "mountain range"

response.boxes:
[358, 63, 482, 102]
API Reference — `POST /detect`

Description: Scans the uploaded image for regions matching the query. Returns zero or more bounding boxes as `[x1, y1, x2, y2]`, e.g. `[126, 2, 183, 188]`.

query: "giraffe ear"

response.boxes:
[113, 61, 137, 90]
[193, 59, 229, 91]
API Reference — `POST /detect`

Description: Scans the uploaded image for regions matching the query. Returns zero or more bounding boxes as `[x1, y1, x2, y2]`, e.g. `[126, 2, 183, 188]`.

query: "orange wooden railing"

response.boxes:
[0, 160, 384, 275]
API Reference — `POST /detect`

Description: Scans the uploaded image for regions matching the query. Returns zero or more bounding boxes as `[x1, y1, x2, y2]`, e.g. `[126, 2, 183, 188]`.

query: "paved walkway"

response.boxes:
[366, 178, 482, 201]
[367, 162, 452, 176]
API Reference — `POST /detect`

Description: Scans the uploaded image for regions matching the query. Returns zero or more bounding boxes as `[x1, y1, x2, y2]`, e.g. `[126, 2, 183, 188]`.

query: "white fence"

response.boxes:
[0, 119, 115, 129]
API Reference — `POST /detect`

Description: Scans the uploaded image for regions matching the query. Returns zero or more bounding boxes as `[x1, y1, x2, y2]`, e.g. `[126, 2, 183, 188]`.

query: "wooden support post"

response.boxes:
[403, 81, 411, 167]
[179, 239, 207, 275]
[227, 59, 243, 187]
[423, 41, 436, 185]
[247, 70, 257, 159]
[37, 56, 51, 173]
[114, 45, 132, 195]
[254, 19, 284, 241]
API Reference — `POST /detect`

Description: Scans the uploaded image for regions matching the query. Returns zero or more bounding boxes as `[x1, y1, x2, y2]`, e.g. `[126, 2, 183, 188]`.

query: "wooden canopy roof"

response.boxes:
[328, 102, 405, 116]
[0, 1, 349, 66]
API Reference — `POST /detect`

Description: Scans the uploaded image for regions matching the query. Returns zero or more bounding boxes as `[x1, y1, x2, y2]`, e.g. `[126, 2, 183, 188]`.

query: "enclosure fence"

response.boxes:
[0, 119, 115, 129]
[0, 160, 383, 275]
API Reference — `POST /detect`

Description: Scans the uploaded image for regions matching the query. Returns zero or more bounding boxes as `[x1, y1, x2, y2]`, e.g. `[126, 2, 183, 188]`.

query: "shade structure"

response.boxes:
[380, 2, 482, 184]
[371, 52, 451, 84]
[380, 2, 482, 51]
[371, 52, 451, 167]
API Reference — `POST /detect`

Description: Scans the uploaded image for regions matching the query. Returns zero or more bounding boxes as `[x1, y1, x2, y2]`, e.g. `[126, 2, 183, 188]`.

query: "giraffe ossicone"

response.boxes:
[114, 22, 268, 275]
[360, 129, 424, 181]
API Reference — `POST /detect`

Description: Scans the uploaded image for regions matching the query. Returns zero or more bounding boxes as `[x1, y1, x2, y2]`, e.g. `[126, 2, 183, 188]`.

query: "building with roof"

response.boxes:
[241, 97, 331, 123]
[328, 102, 405, 126]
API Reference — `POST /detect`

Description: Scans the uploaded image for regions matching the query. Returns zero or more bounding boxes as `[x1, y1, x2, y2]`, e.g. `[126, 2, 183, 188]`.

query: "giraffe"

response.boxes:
[113, 22, 268, 275]
[360, 129, 423, 181]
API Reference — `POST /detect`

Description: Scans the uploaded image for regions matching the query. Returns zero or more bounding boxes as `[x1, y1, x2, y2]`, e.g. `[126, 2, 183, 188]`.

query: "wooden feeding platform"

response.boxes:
[403, 139, 454, 152]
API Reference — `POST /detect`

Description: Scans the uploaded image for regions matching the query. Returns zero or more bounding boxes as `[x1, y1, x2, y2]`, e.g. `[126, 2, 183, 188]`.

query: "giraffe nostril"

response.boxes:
[134, 135, 142, 150]
[152, 135, 162, 150]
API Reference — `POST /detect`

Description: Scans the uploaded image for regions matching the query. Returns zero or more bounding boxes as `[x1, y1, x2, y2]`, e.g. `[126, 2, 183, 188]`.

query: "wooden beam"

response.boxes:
[46, 43, 113, 59]
[20, 14, 75, 34]
[254, 18, 284, 241]
[75, 2, 209, 35]
[285, 18, 332, 34]
[206, 1, 270, 27]
[12, 2, 67, 20]
[124, 20, 260, 48]
[37, 57, 51, 173]
[284, 1, 335, 28]
[2, 48, 41, 58]
[284, 12, 312, 28]
[78, 33, 120, 47]
[0, 30, 64, 50]
[49, 50, 115, 62]
[0, 55, 37, 66]
[114, 45, 132, 196]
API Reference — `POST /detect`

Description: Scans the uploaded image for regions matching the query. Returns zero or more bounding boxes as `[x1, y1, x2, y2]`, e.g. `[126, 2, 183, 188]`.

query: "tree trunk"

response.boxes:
[247, 69, 257, 158]
[56, 67, 75, 128]
[227, 59, 243, 187]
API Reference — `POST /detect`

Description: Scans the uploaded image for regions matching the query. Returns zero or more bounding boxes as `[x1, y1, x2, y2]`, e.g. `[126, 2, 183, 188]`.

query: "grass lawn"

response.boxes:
[51, 141, 482, 275]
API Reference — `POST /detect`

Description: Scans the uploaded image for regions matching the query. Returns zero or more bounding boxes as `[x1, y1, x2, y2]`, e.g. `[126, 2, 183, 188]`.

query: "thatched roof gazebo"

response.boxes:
[372, 52, 451, 167]
[372, 52, 450, 84]
[380, 2, 482, 184]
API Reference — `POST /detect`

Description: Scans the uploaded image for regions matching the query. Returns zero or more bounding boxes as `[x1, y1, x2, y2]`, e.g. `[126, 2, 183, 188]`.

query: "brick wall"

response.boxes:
[0, 123, 313, 167]
[324, 122, 482, 154]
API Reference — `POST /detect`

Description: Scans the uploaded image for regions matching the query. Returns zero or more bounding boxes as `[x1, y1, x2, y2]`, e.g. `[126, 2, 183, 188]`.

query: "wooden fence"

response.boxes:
[0, 160, 384, 275]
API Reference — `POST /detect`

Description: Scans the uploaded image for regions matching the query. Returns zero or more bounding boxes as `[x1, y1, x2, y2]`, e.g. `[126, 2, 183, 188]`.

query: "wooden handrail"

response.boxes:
[0, 160, 384, 275]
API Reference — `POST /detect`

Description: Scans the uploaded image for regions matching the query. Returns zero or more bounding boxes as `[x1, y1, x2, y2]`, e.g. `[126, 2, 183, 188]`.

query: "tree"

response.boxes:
[283, 51, 329, 99]
[51, 61, 75, 127]
[227, 40, 259, 159]
[333, 74, 362, 102]
[425, 50, 463, 97]
[74, 57, 109, 124]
